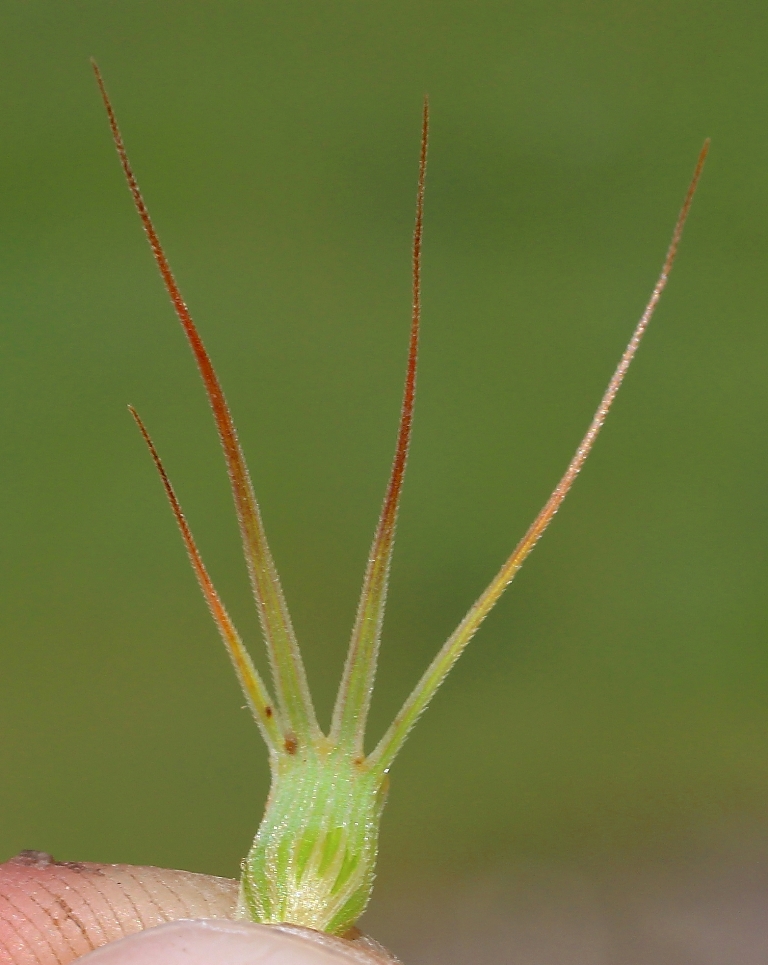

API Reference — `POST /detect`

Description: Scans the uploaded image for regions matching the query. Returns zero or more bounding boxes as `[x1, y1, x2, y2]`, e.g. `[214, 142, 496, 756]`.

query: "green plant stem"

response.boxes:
[369, 138, 710, 777]
[92, 60, 318, 743]
[129, 406, 283, 750]
[330, 98, 429, 754]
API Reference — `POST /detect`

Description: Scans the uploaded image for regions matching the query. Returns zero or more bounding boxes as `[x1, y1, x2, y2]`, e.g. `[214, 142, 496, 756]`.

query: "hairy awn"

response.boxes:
[92, 62, 708, 936]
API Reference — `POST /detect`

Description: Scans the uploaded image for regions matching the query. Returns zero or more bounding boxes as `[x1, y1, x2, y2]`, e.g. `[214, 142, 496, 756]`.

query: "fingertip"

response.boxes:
[76, 920, 395, 965]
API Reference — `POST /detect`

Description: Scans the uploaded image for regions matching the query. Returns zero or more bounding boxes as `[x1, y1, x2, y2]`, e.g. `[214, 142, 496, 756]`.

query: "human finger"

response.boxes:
[76, 920, 395, 965]
[0, 852, 396, 965]
[0, 851, 236, 964]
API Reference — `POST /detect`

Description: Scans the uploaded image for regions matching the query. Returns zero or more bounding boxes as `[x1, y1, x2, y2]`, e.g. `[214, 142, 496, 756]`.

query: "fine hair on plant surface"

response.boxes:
[92, 61, 708, 937]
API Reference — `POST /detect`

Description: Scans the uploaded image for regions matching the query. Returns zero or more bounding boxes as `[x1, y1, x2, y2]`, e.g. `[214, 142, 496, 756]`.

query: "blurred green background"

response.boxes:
[1, 0, 767, 923]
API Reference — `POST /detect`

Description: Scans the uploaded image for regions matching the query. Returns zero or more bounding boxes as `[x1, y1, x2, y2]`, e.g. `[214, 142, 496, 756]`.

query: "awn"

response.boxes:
[90, 63, 708, 938]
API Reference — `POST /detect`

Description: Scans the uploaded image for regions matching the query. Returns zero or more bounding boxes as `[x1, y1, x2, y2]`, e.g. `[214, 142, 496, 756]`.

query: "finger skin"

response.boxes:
[76, 920, 393, 965]
[0, 853, 398, 965]
[0, 851, 237, 964]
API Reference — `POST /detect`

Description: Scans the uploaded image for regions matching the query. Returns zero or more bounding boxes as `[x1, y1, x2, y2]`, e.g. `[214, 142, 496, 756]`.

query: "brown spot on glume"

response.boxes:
[353, 756, 364, 767]
[284, 734, 298, 755]
[265, 705, 273, 718]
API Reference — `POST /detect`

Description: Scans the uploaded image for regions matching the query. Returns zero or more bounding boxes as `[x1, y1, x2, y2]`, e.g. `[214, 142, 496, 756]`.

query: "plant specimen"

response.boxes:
[92, 62, 708, 937]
